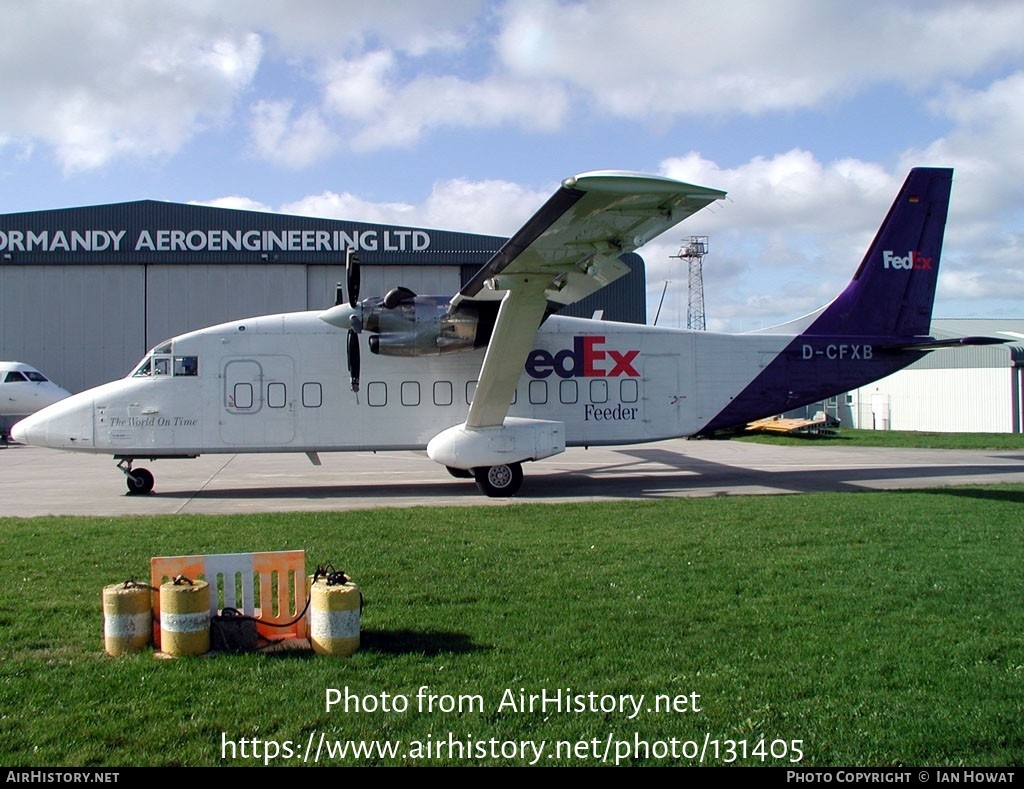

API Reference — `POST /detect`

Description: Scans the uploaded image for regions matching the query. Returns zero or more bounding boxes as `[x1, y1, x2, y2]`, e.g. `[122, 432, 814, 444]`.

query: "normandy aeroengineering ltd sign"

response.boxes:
[0, 227, 432, 254]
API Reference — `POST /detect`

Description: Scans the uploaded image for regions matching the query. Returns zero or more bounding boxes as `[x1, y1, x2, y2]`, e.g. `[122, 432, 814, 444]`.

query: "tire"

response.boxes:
[446, 466, 473, 479]
[473, 462, 523, 497]
[126, 467, 154, 495]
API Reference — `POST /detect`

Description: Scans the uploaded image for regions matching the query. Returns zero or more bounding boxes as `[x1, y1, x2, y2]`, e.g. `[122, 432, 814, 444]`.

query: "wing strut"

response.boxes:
[466, 280, 548, 429]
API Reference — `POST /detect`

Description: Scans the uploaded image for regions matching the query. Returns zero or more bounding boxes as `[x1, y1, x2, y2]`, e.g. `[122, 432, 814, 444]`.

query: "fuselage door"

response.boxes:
[220, 356, 296, 446]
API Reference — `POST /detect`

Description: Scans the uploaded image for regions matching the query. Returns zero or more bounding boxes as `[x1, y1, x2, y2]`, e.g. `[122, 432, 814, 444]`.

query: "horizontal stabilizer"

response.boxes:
[880, 336, 1008, 352]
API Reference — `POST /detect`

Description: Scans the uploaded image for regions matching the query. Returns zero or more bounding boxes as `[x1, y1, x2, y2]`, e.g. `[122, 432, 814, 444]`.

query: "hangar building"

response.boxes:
[837, 319, 1024, 434]
[0, 200, 646, 395]
[781, 319, 1024, 434]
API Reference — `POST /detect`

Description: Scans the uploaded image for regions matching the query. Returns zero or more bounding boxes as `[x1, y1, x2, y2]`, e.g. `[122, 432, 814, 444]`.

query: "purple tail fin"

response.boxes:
[807, 167, 952, 338]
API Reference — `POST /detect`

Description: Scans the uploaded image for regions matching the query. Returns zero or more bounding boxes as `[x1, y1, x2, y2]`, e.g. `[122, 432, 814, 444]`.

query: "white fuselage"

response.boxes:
[0, 362, 71, 418]
[12, 311, 789, 456]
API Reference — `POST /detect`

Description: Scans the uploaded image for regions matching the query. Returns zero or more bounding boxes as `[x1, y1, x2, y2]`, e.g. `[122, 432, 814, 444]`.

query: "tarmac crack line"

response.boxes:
[173, 454, 239, 514]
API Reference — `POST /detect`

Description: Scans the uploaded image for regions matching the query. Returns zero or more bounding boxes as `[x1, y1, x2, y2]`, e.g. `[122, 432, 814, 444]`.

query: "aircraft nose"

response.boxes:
[9, 394, 94, 449]
[10, 414, 38, 445]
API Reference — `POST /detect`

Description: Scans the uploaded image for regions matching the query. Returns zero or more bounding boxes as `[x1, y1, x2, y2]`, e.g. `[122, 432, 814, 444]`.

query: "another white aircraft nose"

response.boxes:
[10, 414, 36, 444]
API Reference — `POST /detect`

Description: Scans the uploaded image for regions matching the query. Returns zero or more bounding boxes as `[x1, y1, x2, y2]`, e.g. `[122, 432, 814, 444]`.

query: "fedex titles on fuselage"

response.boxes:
[0, 228, 431, 254]
[527, 335, 640, 422]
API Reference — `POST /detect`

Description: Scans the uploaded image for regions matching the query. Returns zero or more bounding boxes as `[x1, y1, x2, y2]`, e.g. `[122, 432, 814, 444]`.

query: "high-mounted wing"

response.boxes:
[455, 171, 726, 429]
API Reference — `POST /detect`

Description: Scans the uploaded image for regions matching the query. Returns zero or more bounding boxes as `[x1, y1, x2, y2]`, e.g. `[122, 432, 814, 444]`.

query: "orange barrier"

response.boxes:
[150, 551, 307, 649]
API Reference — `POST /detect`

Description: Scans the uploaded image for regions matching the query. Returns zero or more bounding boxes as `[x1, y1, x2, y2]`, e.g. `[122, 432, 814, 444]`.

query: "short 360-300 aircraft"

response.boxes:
[12, 167, 991, 497]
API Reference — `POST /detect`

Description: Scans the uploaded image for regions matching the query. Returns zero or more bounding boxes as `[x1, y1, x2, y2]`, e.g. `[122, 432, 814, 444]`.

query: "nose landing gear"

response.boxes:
[117, 458, 154, 495]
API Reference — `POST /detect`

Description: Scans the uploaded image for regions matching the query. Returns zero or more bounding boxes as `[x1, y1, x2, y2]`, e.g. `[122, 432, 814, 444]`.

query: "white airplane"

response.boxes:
[1, 362, 71, 440]
[12, 168, 992, 496]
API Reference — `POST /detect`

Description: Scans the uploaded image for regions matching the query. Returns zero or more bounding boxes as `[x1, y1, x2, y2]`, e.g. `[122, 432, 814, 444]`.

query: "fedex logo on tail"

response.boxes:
[526, 336, 640, 379]
[882, 250, 932, 270]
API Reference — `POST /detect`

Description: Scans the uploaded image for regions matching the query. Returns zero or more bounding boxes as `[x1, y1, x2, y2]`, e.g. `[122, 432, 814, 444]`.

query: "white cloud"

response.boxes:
[496, 0, 1024, 117]
[0, 2, 263, 172]
[6, 1, 1023, 175]
[237, 0, 483, 58]
[317, 51, 568, 151]
[280, 177, 549, 236]
[248, 100, 339, 168]
[281, 191, 419, 225]
[191, 196, 274, 213]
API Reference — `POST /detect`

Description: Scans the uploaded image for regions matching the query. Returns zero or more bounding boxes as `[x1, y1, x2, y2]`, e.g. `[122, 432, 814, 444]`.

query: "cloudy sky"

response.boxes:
[2, 0, 1022, 330]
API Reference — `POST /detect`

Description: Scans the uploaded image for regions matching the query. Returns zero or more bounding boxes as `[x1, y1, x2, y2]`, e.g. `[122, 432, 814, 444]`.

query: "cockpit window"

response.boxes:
[24, 371, 47, 382]
[132, 354, 198, 377]
[3, 371, 27, 383]
[174, 356, 198, 376]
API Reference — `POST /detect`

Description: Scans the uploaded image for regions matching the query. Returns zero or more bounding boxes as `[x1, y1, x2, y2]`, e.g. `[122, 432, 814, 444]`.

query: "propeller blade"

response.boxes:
[347, 328, 361, 392]
[346, 248, 360, 308]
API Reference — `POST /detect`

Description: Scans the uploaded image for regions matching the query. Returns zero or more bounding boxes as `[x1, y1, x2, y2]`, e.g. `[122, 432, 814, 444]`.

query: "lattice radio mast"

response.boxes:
[671, 236, 709, 330]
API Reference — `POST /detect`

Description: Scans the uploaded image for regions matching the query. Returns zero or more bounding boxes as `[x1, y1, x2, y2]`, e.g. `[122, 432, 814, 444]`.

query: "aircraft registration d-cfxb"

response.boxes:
[12, 168, 989, 497]
[1, 362, 71, 440]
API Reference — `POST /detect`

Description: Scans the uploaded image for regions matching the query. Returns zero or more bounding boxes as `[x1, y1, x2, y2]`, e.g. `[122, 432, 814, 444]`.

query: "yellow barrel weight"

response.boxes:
[159, 579, 211, 656]
[102, 582, 153, 656]
[309, 578, 360, 657]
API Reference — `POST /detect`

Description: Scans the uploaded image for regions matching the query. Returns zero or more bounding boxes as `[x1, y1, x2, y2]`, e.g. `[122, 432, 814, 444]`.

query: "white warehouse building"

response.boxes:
[834, 319, 1024, 433]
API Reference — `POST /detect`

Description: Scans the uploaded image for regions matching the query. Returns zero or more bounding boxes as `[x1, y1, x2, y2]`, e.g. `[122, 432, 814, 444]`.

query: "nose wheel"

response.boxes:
[117, 459, 155, 495]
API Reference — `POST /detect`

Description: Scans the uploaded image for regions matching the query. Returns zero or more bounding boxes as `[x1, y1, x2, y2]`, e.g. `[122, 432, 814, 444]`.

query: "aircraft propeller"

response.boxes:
[338, 247, 421, 393]
[345, 248, 362, 391]
[347, 324, 361, 393]
[346, 247, 360, 308]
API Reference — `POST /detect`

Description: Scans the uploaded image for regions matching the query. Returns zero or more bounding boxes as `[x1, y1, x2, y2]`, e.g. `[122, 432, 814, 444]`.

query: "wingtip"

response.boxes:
[563, 170, 726, 199]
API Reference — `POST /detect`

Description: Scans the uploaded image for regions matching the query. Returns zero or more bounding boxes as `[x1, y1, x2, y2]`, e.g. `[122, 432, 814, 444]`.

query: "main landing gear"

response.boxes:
[117, 458, 154, 495]
[472, 462, 523, 498]
[447, 462, 524, 496]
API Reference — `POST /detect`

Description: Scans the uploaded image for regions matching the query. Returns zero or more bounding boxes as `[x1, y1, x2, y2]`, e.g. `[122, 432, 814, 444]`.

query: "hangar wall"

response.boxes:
[845, 367, 1022, 433]
[1, 264, 145, 389]
[0, 200, 645, 394]
[813, 321, 1024, 434]
[0, 258, 468, 395]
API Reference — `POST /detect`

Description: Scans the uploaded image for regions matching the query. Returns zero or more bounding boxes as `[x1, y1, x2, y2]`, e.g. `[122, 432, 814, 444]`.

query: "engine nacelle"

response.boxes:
[364, 295, 483, 357]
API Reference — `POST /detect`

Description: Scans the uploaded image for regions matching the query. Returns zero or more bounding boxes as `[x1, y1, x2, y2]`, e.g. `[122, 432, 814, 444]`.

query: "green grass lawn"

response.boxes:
[2, 487, 1023, 766]
[739, 428, 1024, 450]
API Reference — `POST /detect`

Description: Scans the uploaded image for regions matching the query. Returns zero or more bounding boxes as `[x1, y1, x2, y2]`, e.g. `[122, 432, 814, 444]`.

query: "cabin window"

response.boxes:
[367, 382, 387, 407]
[401, 381, 420, 407]
[3, 372, 27, 383]
[174, 356, 198, 376]
[302, 382, 322, 408]
[233, 383, 254, 409]
[559, 379, 578, 404]
[466, 380, 477, 404]
[433, 381, 453, 406]
[590, 379, 608, 404]
[529, 380, 547, 405]
[267, 382, 287, 408]
[620, 379, 638, 403]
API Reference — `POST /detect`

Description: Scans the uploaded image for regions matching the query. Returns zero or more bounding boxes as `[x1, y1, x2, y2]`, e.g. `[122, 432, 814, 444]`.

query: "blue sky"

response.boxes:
[2, 0, 1023, 330]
